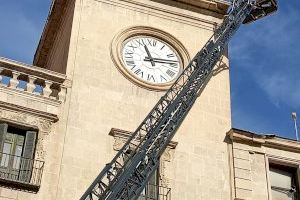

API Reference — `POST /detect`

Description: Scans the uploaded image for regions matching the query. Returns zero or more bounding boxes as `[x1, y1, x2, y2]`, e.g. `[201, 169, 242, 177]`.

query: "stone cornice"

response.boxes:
[173, 0, 230, 14]
[101, 0, 225, 27]
[0, 57, 66, 84]
[0, 101, 58, 122]
[0, 86, 61, 107]
[33, 0, 73, 68]
[228, 128, 300, 153]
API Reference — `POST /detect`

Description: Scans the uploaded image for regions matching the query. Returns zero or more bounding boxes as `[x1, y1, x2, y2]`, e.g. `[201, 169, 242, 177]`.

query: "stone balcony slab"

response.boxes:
[0, 57, 70, 121]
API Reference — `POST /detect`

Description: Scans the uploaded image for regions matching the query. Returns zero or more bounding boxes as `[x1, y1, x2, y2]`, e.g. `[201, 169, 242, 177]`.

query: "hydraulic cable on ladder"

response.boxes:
[80, 0, 278, 199]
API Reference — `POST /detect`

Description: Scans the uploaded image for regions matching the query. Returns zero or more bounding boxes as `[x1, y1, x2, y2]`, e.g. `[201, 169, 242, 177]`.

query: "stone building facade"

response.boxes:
[0, 0, 298, 200]
[228, 128, 300, 200]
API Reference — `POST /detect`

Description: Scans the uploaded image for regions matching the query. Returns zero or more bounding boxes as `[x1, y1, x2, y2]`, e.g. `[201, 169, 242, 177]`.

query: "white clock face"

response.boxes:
[122, 36, 182, 85]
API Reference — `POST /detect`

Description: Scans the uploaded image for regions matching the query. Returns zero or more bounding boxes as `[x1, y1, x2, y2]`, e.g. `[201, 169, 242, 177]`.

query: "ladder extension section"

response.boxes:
[80, 0, 277, 199]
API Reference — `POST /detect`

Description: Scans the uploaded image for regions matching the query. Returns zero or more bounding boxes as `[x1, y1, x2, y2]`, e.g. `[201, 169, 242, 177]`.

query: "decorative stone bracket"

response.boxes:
[109, 128, 178, 187]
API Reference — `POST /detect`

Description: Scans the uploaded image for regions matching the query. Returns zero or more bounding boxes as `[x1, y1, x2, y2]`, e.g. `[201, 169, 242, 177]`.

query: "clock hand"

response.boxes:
[144, 45, 155, 67]
[144, 57, 179, 64]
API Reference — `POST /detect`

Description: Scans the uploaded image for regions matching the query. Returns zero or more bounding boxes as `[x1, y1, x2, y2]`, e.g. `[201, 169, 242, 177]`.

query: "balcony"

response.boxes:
[138, 184, 171, 200]
[0, 57, 68, 102]
[0, 57, 69, 120]
[0, 152, 44, 191]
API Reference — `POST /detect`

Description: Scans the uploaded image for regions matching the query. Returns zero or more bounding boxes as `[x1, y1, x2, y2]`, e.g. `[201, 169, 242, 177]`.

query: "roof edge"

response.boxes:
[33, 0, 72, 68]
[227, 128, 300, 153]
[175, 0, 231, 15]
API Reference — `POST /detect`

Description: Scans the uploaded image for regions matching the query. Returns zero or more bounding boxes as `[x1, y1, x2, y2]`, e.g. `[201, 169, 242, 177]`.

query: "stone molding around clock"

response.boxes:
[0, 106, 56, 161]
[109, 128, 178, 187]
[110, 26, 190, 91]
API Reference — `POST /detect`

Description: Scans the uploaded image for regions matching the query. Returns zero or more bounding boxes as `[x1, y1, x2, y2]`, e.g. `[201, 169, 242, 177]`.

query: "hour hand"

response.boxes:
[144, 46, 155, 66]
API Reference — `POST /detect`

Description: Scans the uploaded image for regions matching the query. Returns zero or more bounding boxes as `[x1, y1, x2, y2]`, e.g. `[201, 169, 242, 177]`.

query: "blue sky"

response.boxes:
[0, 1, 299, 139]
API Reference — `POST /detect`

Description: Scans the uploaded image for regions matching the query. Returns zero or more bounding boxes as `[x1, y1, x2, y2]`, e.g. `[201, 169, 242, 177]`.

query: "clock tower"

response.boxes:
[33, 0, 232, 199]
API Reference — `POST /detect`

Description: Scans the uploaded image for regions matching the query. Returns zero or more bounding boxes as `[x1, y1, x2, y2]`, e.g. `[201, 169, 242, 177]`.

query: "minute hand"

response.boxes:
[144, 57, 178, 64]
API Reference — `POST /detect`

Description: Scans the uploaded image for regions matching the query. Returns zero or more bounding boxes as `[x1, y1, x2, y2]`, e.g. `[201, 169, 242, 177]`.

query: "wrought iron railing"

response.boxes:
[0, 152, 44, 190]
[138, 184, 171, 200]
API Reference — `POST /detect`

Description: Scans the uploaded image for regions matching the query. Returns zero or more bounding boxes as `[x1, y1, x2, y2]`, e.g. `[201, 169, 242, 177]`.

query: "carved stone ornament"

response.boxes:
[0, 108, 54, 160]
[109, 128, 177, 187]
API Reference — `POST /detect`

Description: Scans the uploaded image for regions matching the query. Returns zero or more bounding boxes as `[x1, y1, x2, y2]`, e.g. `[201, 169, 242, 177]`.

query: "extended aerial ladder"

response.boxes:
[80, 0, 278, 199]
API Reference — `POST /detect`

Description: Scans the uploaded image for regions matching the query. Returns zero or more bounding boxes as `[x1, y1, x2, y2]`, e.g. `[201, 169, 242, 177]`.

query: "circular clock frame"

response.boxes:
[111, 26, 190, 91]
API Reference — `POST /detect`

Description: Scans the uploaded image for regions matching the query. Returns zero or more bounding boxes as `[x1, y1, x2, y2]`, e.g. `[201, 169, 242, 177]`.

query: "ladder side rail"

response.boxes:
[113, 1, 254, 199]
[80, 0, 253, 199]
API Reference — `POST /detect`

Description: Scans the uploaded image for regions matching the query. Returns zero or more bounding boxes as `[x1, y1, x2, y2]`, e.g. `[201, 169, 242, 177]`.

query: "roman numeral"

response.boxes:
[169, 63, 178, 68]
[167, 53, 175, 58]
[160, 75, 167, 82]
[152, 40, 157, 46]
[134, 69, 144, 78]
[160, 45, 165, 50]
[126, 60, 135, 66]
[146, 39, 157, 46]
[135, 39, 144, 46]
[128, 43, 137, 51]
[125, 51, 134, 59]
[125, 49, 134, 54]
[147, 74, 156, 82]
[135, 38, 157, 47]
[166, 69, 176, 77]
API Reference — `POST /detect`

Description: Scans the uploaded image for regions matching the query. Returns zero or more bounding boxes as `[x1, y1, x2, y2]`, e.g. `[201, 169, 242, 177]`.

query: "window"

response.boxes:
[269, 163, 299, 200]
[0, 122, 42, 189]
[138, 168, 159, 200]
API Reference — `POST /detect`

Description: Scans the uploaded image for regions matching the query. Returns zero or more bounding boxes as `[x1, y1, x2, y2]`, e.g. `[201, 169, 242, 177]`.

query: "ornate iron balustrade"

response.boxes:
[0, 152, 44, 190]
[0, 57, 68, 102]
[138, 184, 171, 200]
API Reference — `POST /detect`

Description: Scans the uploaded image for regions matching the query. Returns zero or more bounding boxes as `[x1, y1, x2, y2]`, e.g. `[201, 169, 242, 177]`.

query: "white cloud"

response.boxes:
[230, 4, 300, 109]
[257, 72, 300, 108]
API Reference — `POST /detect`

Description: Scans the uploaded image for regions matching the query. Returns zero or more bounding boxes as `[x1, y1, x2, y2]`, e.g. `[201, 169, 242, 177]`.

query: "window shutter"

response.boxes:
[0, 123, 8, 152]
[19, 131, 37, 183]
[296, 167, 300, 199]
[23, 131, 37, 159]
[147, 168, 158, 199]
[270, 167, 294, 200]
[270, 167, 292, 189]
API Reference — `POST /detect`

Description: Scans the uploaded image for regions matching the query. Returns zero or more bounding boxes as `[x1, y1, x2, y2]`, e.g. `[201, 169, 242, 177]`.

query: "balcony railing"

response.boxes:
[0, 152, 44, 191]
[138, 184, 171, 200]
[0, 57, 67, 102]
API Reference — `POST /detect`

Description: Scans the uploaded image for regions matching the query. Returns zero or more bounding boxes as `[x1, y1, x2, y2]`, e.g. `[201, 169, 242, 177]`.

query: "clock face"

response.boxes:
[121, 36, 182, 85]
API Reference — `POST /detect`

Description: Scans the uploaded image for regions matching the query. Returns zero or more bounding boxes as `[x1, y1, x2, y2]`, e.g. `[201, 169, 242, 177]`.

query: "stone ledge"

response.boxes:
[0, 86, 61, 107]
[0, 57, 69, 102]
[174, 0, 230, 14]
[0, 57, 66, 83]
[0, 101, 58, 122]
[228, 128, 300, 153]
